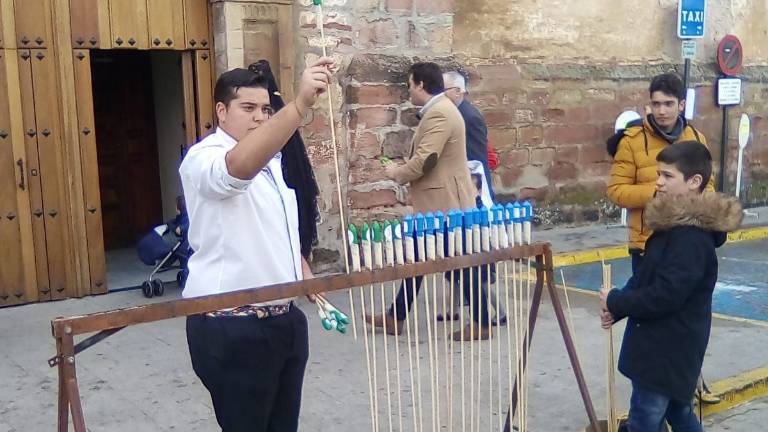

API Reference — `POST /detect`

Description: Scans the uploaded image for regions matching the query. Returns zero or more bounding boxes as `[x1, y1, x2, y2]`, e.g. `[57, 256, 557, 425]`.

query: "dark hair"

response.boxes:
[649, 73, 685, 100]
[213, 68, 269, 107]
[248, 60, 320, 259]
[409, 62, 444, 95]
[656, 141, 712, 192]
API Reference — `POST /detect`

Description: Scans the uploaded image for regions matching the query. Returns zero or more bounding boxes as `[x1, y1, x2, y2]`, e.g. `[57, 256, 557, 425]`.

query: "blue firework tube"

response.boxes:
[513, 201, 523, 247]
[424, 212, 436, 261]
[415, 213, 426, 263]
[505, 203, 515, 247]
[480, 206, 490, 252]
[522, 200, 533, 245]
[435, 211, 445, 259]
[463, 208, 474, 255]
[446, 210, 458, 258]
[491, 204, 503, 250]
[403, 214, 415, 264]
[472, 207, 481, 254]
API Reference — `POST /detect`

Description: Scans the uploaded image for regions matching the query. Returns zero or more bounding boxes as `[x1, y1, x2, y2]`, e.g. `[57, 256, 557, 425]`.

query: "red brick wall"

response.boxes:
[341, 55, 768, 225]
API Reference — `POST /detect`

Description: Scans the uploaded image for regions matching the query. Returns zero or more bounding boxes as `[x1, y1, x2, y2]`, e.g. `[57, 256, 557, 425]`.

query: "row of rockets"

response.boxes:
[346, 201, 535, 272]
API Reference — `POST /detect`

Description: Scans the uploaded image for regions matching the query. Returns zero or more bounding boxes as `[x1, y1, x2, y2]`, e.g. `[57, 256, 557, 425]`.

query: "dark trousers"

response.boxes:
[387, 234, 491, 325]
[627, 382, 702, 432]
[186, 306, 309, 432]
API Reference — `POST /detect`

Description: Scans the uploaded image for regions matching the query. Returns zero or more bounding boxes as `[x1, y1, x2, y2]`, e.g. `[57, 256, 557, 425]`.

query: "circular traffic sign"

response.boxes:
[717, 35, 743, 76]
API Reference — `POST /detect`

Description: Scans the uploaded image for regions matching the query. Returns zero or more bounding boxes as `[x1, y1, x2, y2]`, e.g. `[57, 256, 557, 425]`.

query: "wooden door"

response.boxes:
[183, 0, 210, 49]
[69, 0, 111, 49]
[0, 49, 37, 306]
[29, 48, 75, 300]
[73, 49, 107, 293]
[194, 50, 214, 138]
[109, 0, 149, 49]
[181, 51, 197, 147]
[13, 0, 53, 49]
[91, 50, 162, 249]
[148, 0, 184, 50]
[17, 49, 50, 300]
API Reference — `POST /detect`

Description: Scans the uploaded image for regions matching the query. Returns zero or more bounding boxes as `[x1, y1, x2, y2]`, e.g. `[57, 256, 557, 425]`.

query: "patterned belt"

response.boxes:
[206, 303, 292, 319]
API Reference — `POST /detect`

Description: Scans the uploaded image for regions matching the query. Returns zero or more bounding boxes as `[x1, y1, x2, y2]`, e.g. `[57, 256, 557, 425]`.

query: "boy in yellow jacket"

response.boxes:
[607, 73, 714, 273]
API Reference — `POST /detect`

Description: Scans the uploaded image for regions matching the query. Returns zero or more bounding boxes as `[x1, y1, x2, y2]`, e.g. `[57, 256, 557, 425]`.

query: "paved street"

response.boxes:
[2, 268, 767, 431]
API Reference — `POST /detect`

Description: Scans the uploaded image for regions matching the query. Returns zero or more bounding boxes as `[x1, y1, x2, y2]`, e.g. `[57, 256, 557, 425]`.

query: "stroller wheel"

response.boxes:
[176, 271, 183, 286]
[152, 279, 165, 297]
[142, 281, 154, 298]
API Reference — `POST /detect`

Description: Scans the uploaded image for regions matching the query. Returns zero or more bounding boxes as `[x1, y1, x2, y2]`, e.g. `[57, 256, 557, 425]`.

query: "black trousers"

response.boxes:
[186, 306, 309, 432]
[388, 267, 491, 325]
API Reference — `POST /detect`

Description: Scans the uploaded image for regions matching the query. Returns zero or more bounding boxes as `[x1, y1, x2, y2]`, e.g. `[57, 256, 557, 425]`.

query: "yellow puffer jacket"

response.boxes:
[607, 117, 715, 251]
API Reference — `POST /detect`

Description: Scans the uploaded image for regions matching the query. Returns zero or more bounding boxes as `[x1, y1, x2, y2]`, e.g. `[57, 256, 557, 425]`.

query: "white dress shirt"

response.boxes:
[179, 127, 301, 304]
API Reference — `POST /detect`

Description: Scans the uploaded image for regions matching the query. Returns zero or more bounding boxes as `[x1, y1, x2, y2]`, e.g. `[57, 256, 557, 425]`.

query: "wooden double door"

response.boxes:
[0, 0, 215, 306]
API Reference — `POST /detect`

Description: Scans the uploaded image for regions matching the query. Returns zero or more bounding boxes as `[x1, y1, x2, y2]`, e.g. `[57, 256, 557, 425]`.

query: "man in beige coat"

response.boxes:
[366, 62, 490, 341]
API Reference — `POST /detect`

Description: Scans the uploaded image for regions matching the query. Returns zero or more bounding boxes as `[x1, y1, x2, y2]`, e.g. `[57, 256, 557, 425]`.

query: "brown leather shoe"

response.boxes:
[364, 314, 404, 335]
[452, 322, 491, 341]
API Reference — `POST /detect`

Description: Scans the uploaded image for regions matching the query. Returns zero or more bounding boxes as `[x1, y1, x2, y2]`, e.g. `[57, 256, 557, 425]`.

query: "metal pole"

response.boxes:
[683, 58, 691, 90]
[719, 106, 729, 193]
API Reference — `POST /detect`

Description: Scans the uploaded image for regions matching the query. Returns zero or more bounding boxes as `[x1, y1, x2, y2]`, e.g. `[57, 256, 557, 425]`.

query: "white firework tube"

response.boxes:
[506, 218, 515, 249]
[423, 230, 438, 431]
[472, 224, 481, 254]
[362, 237, 373, 271]
[426, 232, 436, 261]
[405, 235, 415, 264]
[384, 225, 395, 267]
[447, 227, 456, 258]
[464, 225, 473, 255]
[349, 238, 361, 273]
[394, 223, 405, 266]
[491, 222, 500, 251]
[514, 219, 523, 247]
[374, 240, 384, 269]
[436, 226, 445, 260]
[481, 224, 490, 253]
[524, 220, 532, 245]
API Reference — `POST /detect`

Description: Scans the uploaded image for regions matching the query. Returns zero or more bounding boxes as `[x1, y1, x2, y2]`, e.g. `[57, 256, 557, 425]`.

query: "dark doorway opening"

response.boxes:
[91, 50, 186, 288]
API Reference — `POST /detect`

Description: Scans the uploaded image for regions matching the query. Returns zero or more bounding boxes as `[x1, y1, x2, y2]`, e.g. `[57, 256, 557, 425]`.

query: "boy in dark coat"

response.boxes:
[600, 141, 743, 431]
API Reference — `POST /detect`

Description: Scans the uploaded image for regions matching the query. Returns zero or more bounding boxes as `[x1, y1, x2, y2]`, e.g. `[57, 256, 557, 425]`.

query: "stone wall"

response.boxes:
[212, 0, 768, 267]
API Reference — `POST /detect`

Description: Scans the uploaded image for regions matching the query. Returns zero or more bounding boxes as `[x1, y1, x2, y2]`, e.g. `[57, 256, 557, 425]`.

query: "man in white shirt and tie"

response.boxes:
[180, 57, 334, 432]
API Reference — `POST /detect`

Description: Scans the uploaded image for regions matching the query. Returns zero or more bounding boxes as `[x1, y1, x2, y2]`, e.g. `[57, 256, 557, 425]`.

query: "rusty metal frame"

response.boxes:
[49, 242, 598, 431]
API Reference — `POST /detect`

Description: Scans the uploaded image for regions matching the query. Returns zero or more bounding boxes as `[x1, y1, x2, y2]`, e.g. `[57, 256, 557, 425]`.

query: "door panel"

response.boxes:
[17, 49, 49, 300]
[30, 48, 73, 300]
[69, 0, 111, 49]
[109, 0, 149, 49]
[91, 50, 162, 249]
[148, 0, 184, 50]
[183, 0, 209, 49]
[0, 49, 36, 306]
[73, 49, 107, 294]
[194, 50, 213, 139]
[13, 0, 53, 49]
[181, 51, 197, 147]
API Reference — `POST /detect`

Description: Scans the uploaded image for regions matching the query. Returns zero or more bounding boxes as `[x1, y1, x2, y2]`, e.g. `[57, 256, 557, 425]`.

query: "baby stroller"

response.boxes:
[136, 198, 190, 298]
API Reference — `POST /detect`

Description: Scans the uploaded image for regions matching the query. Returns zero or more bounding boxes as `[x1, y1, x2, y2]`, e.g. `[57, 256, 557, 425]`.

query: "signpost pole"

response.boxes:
[719, 106, 728, 193]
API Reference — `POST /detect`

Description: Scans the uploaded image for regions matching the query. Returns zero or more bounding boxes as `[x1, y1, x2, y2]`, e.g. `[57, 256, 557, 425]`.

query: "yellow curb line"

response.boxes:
[697, 366, 768, 418]
[552, 225, 768, 268]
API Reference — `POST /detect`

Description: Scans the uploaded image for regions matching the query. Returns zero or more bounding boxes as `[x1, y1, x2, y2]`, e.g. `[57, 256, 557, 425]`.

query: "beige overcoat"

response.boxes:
[392, 96, 476, 213]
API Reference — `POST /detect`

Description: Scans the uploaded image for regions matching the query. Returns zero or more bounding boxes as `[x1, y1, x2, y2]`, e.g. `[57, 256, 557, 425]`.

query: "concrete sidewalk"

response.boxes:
[2, 280, 767, 431]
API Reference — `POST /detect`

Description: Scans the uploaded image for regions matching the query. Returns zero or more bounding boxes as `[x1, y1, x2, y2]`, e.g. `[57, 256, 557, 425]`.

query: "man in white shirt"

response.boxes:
[180, 57, 334, 432]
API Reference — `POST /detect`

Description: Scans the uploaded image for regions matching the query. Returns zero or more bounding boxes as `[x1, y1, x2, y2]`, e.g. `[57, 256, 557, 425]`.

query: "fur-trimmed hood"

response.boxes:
[644, 192, 743, 233]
